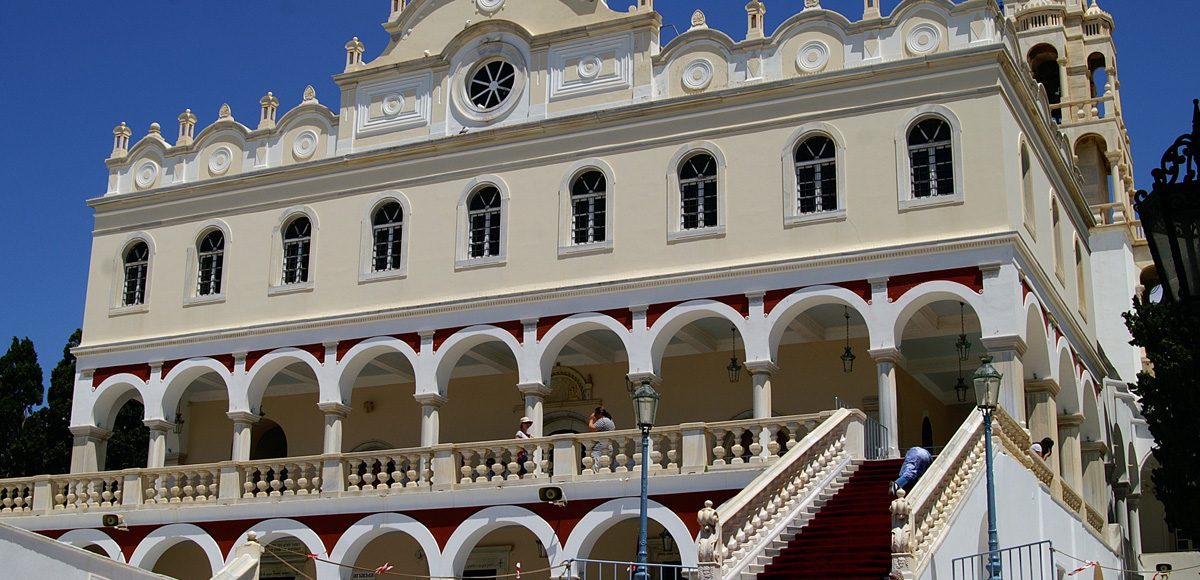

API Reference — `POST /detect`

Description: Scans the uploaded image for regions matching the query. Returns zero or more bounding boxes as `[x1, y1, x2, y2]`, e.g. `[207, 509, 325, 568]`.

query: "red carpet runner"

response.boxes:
[758, 459, 903, 579]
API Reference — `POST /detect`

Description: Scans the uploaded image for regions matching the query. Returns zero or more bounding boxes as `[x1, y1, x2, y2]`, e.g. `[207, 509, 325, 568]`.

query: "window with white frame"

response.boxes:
[122, 242, 149, 306]
[282, 216, 312, 284]
[571, 171, 607, 245]
[467, 186, 503, 259]
[795, 136, 838, 214]
[371, 202, 404, 272]
[196, 230, 224, 296]
[679, 153, 718, 230]
[907, 118, 955, 198]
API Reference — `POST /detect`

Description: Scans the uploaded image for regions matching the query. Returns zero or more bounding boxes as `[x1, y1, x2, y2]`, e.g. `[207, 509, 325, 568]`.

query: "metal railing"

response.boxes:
[951, 541, 1055, 580]
[560, 558, 697, 580]
[834, 397, 889, 460]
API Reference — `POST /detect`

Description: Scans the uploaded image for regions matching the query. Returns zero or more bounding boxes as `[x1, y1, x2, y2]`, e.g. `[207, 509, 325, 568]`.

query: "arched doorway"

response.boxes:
[251, 418, 288, 460]
[149, 541, 212, 580]
[105, 398, 148, 471]
[895, 299, 980, 452]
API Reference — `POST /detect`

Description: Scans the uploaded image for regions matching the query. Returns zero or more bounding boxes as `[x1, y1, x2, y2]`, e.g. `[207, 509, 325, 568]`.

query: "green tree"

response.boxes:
[18, 330, 81, 476]
[0, 337, 44, 478]
[1124, 299, 1200, 543]
[104, 400, 148, 470]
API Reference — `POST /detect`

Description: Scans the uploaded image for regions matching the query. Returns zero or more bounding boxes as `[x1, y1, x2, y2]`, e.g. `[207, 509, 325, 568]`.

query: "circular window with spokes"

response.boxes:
[467, 59, 517, 111]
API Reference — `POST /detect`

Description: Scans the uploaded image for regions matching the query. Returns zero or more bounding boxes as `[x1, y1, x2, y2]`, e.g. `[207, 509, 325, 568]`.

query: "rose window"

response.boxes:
[467, 59, 516, 111]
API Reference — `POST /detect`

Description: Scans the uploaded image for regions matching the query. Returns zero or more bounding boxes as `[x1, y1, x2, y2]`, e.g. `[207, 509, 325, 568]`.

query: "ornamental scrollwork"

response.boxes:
[1149, 99, 1200, 186]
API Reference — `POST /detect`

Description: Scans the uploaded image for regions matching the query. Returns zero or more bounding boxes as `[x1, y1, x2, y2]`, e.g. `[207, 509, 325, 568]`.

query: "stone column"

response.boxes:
[1127, 494, 1143, 567]
[144, 419, 173, 469]
[228, 411, 259, 462]
[1025, 379, 1061, 477]
[69, 425, 111, 473]
[869, 348, 902, 458]
[1081, 440, 1108, 512]
[981, 336, 1027, 425]
[1057, 413, 1085, 493]
[745, 361, 778, 460]
[517, 383, 552, 438]
[318, 402, 350, 494]
[415, 393, 447, 446]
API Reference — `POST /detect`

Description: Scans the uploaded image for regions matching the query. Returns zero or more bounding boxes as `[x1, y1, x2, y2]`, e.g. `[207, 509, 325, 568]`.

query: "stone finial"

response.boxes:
[218, 103, 232, 120]
[863, 0, 881, 19]
[804, 0, 821, 9]
[746, 1, 765, 40]
[111, 122, 132, 158]
[690, 9, 707, 29]
[259, 92, 280, 130]
[345, 36, 366, 70]
[177, 109, 197, 146]
[302, 85, 318, 104]
[147, 122, 162, 137]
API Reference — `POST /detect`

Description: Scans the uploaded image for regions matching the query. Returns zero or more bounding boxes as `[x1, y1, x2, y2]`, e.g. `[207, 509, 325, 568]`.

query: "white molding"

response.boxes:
[548, 34, 634, 101]
[455, 175, 510, 268]
[268, 206, 319, 292]
[358, 191, 413, 283]
[354, 72, 433, 137]
[666, 141, 728, 240]
[557, 158, 616, 256]
[780, 122, 849, 227]
[448, 38, 530, 127]
[894, 103, 966, 211]
[109, 232, 156, 314]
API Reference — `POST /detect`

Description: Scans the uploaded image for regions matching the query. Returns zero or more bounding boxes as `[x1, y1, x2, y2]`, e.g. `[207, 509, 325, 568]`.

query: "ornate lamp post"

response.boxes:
[631, 380, 661, 580]
[1134, 99, 1200, 305]
[972, 355, 1003, 580]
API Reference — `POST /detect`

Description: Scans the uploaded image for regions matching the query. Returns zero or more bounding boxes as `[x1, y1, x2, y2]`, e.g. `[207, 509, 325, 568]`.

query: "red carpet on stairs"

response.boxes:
[758, 459, 903, 579]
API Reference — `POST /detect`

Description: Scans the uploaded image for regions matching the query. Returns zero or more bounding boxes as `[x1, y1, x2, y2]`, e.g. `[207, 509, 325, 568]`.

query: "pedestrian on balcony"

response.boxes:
[515, 416, 533, 475]
[890, 446, 933, 496]
[1032, 437, 1055, 461]
[589, 407, 616, 468]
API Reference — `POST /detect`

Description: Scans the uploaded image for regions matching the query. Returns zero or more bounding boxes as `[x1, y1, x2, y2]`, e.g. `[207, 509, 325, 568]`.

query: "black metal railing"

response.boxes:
[951, 540, 1055, 580]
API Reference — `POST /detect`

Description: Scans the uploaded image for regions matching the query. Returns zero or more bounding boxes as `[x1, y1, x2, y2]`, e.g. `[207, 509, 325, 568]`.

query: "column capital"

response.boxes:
[981, 334, 1027, 357]
[626, 372, 661, 386]
[69, 425, 112, 440]
[1025, 378, 1060, 396]
[744, 360, 779, 375]
[317, 402, 352, 417]
[517, 382, 553, 397]
[227, 410, 261, 424]
[414, 392, 448, 407]
[868, 347, 904, 364]
[1057, 413, 1085, 428]
[143, 419, 174, 432]
[1081, 440, 1108, 456]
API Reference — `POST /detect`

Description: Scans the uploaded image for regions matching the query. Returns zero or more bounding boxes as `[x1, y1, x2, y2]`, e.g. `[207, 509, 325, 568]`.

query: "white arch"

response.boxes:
[561, 497, 697, 568]
[327, 513, 441, 580]
[129, 523, 222, 575]
[764, 286, 873, 362]
[87, 374, 148, 430]
[57, 528, 125, 562]
[440, 505, 562, 578]
[1022, 297, 1054, 380]
[334, 337, 420, 406]
[225, 518, 334, 579]
[889, 281, 987, 348]
[155, 358, 233, 421]
[432, 325, 526, 390]
[648, 300, 749, 376]
[242, 348, 324, 413]
[1054, 341, 1082, 414]
[537, 313, 634, 379]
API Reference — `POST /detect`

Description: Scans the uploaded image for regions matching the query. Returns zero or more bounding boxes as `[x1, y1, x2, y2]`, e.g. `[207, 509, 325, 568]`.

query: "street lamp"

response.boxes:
[631, 380, 661, 580]
[972, 355, 1003, 580]
[1134, 99, 1200, 305]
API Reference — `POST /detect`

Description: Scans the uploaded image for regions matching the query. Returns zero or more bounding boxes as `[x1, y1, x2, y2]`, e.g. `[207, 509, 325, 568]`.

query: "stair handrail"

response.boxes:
[695, 408, 864, 579]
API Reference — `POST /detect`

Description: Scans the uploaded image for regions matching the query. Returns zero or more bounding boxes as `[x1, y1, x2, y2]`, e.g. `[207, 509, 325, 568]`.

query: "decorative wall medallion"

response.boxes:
[682, 59, 714, 91]
[208, 146, 233, 175]
[476, 0, 503, 12]
[293, 130, 319, 160]
[381, 94, 405, 117]
[578, 56, 602, 80]
[906, 23, 941, 55]
[134, 161, 159, 189]
[796, 41, 830, 73]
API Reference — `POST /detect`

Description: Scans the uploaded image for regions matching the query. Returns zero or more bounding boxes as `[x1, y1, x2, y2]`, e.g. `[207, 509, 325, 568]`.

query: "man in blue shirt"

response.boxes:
[891, 447, 933, 496]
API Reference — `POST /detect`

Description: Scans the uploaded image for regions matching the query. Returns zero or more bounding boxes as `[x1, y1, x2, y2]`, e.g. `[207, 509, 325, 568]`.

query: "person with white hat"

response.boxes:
[515, 417, 533, 439]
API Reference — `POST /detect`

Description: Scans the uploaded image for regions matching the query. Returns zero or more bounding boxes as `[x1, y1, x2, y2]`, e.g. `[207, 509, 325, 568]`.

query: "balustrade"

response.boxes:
[143, 467, 220, 503]
[344, 449, 432, 492]
[50, 475, 124, 511]
[241, 458, 322, 498]
[0, 482, 34, 513]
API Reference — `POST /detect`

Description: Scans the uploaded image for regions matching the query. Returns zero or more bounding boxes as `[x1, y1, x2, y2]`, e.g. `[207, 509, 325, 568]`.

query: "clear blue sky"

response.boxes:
[0, 0, 1194, 388]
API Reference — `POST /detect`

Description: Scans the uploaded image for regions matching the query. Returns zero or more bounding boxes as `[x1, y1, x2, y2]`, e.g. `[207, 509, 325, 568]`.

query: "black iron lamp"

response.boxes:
[840, 307, 856, 373]
[955, 376, 969, 403]
[1134, 99, 1200, 305]
[727, 326, 743, 383]
[659, 529, 675, 553]
[955, 302, 972, 361]
[173, 412, 185, 434]
[631, 381, 661, 430]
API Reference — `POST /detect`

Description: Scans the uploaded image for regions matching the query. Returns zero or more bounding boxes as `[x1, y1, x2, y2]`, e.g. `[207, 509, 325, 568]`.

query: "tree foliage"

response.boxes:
[105, 400, 148, 471]
[1124, 298, 1200, 542]
[0, 337, 43, 478]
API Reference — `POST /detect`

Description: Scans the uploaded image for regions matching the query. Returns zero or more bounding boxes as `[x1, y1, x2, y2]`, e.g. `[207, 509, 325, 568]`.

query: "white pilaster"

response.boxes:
[870, 347, 902, 458]
[1058, 413, 1085, 492]
[228, 411, 259, 462]
[517, 382, 552, 438]
[69, 425, 111, 473]
[415, 393, 447, 446]
[318, 402, 351, 455]
[144, 419, 173, 469]
[981, 335, 1027, 425]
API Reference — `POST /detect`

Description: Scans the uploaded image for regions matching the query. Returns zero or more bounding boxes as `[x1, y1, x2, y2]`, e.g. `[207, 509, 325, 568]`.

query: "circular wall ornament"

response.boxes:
[293, 130, 319, 160]
[906, 23, 941, 55]
[796, 41, 830, 73]
[134, 161, 159, 189]
[476, 0, 503, 12]
[381, 94, 405, 117]
[578, 56, 602, 80]
[682, 59, 714, 91]
[208, 146, 233, 175]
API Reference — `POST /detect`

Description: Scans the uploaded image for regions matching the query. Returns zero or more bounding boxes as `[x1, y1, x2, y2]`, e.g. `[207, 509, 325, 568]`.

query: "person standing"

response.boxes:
[588, 407, 615, 468]
[891, 446, 933, 496]
[514, 417, 533, 475]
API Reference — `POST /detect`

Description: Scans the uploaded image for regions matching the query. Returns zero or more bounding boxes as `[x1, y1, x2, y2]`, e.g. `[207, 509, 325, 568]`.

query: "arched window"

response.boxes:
[196, 230, 225, 296]
[371, 202, 404, 272]
[467, 186, 502, 259]
[908, 118, 954, 198]
[1051, 197, 1064, 281]
[795, 136, 837, 214]
[122, 242, 149, 306]
[679, 153, 718, 229]
[282, 216, 312, 284]
[1075, 239, 1087, 316]
[570, 171, 607, 245]
[1021, 144, 1035, 229]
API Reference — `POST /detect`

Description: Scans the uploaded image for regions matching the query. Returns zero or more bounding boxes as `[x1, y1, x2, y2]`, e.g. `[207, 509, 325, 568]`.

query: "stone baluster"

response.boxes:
[711, 428, 728, 466]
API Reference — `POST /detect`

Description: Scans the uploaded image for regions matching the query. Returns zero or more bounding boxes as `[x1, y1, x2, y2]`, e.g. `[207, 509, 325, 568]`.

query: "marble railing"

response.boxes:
[0, 413, 835, 518]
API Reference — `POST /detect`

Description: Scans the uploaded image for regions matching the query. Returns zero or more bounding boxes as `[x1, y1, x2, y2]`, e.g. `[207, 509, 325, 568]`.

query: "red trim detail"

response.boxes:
[432, 327, 466, 351]
[298, 343, 326, 362]
[763, 288, 793, 316]
[710, 294, 750, 318]
[92, 363, 151, 387]
[160, 359, 180, 380]
[244, 349, 271, 372]
[833, 280, 872, 303]
[598, 308, 634, 330]
[1021, 279, 1033, 300]
[493, 320, 525, 343]
[336, 338, 367, 363]
[213, 354, 236, 374]
[391, 333, 422, 355]
[645, 301, 684, 328]
[886, 267, 985, 303]
[536, 314, 573, 341]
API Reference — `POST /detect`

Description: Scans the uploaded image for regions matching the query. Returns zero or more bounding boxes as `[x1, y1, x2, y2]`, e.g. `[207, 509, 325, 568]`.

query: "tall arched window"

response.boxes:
[196, 230, 225, 296]
[372, 202, 404, 272]
[908, 118, 954, 198]
[1051, 197, 1064, 281]
[571, 171, 607, 245]
[795, 136, 837, 214]
[282, 216, 312, 284]
[122, 242, 149, 306]
[679, 153, 718, 230]
[1027, 44, 1062, 122]
[1075, 239, 1087, 316]
[1021, 144, 1035, 229]
[468, 186, 502, 259]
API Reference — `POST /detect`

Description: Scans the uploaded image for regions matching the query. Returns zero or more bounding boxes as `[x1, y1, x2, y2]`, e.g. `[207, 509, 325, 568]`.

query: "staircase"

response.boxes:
[755, 458, 902, 579]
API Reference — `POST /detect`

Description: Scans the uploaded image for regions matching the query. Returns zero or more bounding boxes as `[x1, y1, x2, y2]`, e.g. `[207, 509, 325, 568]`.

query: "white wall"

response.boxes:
[0, 522, 166, 580]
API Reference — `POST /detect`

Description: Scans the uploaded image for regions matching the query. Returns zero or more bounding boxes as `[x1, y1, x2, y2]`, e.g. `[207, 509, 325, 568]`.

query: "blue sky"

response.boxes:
[0, 0, 1194, 387]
